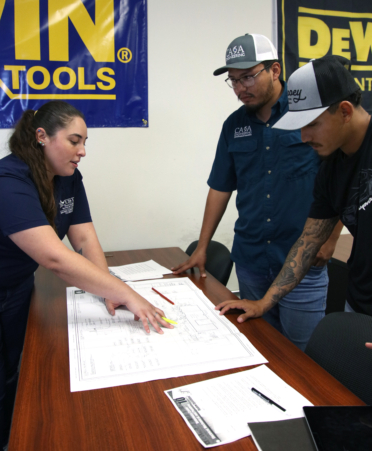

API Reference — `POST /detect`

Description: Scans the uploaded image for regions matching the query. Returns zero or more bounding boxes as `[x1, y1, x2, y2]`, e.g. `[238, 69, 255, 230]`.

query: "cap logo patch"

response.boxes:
[226, 45, 245, 61]
[288, 89, 307, 104]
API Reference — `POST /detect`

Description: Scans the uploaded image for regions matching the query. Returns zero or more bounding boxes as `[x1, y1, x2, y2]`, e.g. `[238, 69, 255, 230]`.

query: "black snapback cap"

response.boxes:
[273, 55, 360, 130]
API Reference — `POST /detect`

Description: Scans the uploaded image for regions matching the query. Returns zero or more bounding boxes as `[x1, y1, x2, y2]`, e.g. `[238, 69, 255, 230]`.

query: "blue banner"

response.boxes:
[0, 0, 148, 128]
[276, 0, 372, 114]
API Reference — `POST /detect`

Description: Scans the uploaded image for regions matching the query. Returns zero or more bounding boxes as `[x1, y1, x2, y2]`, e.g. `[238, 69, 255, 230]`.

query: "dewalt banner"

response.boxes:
[276, 0, 372, 113]
[0, 0, 148, 128]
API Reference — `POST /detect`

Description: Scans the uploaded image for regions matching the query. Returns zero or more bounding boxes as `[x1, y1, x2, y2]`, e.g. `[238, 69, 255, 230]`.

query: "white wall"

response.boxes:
[0, 0, 273, 291]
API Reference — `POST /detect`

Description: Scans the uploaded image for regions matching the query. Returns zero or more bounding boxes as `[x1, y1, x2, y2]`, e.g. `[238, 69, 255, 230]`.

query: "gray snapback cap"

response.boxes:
[273, 55, 360, 130]
[214, 33, 278, 76]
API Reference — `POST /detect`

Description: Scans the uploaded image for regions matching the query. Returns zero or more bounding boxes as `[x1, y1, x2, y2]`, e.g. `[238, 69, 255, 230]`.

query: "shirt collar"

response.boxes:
[276, 81, 288, 116]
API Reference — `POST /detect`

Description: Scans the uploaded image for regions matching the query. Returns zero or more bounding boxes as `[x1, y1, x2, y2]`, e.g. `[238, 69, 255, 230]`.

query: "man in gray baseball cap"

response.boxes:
[216, 55, 372, 330]
[172, 35, 342, 351]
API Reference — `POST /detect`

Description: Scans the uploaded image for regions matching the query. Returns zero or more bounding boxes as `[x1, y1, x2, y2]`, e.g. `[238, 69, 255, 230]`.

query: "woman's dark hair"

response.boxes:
[9, 101, 85, 231]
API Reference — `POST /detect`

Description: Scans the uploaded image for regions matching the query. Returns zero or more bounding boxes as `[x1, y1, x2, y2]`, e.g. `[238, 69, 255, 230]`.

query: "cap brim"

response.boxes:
[272, 107, 329, 130]
[213, 60, 264, 76]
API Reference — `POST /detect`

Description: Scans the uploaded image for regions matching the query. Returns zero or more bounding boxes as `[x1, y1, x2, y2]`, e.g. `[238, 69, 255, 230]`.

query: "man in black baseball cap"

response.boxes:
[216, 55, 372, 327]
[173, 36, 343, 351]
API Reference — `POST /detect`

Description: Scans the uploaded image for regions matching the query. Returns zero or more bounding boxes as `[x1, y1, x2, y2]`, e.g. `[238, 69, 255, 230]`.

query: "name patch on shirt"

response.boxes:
[60, 197, 74, 215]
[234, 126, 252, 138]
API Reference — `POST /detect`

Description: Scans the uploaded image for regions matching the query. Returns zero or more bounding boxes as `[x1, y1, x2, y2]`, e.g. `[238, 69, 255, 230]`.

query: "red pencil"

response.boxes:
[151, 287, 175, 305]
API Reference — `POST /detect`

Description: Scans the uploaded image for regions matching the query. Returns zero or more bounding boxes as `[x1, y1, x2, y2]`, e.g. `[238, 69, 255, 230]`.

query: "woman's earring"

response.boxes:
[39, 141, 45, 147]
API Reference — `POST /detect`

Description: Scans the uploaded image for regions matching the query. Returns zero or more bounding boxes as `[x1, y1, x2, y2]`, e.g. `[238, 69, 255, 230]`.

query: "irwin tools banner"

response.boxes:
[276, 0, 372, 113]
[0, 0, 148, 128]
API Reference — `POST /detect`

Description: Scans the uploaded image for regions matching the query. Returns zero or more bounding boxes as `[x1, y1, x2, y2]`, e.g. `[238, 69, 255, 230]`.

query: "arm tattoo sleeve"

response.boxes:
[269, 216, 339, 306]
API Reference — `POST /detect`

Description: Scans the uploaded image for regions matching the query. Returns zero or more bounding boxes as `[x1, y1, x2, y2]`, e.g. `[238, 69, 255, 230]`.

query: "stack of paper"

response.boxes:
[109, 259, 172, 281]
[165, 365, 313, 448]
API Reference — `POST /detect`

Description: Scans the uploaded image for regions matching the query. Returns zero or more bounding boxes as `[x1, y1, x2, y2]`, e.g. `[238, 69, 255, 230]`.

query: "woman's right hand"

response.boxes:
[105, 294, 174, 334]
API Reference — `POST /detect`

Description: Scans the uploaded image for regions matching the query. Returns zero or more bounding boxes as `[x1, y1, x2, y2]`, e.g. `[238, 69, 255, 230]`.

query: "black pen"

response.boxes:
[251, 387, 286, 412]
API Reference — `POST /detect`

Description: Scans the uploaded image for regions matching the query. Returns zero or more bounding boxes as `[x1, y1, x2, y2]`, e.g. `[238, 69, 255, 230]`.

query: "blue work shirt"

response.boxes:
[207, 83, 320, 275]
[0, 154, 92, 288]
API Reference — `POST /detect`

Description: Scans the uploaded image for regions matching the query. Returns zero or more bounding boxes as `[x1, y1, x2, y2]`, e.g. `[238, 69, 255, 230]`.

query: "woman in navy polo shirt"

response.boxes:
[0, 101, 171, 448]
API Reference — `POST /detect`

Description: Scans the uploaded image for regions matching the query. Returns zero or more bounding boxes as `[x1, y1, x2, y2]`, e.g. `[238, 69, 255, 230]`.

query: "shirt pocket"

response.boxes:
[227, 139, 261, 185]
[279, 133, 318, 180]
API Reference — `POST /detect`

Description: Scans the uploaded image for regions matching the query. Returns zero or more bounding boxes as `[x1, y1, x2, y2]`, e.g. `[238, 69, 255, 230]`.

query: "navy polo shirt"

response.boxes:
[0, 154, 92, 288]
[207, 83, 321, 274]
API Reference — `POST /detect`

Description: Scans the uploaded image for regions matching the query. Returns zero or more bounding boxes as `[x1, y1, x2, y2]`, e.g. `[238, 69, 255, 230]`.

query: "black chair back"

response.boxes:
[305, 312, 372, 405]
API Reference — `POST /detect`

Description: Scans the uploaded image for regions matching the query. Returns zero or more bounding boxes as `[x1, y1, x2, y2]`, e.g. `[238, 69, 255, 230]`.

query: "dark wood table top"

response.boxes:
[9, 247, 364, 451]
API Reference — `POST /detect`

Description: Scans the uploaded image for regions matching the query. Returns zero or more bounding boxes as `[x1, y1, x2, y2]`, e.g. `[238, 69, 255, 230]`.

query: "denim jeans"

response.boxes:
[236, 264, 328, 352]
[0, 275, 34, 448]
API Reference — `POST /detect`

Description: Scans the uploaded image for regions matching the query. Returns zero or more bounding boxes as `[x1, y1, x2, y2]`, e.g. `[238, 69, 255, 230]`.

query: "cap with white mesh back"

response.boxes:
[213, 33, 278, 76]
[273, 55, 360, 130]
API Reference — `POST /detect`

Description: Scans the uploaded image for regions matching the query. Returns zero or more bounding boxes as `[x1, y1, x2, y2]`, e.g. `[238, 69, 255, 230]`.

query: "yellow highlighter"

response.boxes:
[162, 316, 178, 325]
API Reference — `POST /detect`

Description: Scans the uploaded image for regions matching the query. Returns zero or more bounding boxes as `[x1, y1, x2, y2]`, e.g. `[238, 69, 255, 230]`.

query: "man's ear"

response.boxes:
[339, 101, 354, 124]
[271, 62, 281, 81]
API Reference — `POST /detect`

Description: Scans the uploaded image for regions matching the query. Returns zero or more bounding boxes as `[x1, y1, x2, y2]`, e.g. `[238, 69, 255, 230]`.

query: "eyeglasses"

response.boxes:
[225, 64, 272, 89]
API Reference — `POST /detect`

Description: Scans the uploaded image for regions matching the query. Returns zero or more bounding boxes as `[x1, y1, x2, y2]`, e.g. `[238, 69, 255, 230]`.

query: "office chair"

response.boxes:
[185, 240, 233, 286]
[305, 312, 372, 405]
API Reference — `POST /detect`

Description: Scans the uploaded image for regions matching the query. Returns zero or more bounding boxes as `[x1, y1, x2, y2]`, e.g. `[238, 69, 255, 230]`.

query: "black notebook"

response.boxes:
[248, 417, 316, 451]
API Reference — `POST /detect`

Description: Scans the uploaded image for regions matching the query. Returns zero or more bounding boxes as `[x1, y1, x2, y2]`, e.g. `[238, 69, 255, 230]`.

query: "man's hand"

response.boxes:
[215, 299, 267, 323]
[313, 219, 343, 266]
[171, 248, 208, 277]
[172, 189, 232, 278]
[104, 296, 174, 334]
[313, 239, 338, 266]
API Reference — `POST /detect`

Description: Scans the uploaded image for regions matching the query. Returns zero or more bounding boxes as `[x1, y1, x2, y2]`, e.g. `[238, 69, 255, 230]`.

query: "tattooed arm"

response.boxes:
[313, 219, 343, 266]
[215, 216, 339, 322]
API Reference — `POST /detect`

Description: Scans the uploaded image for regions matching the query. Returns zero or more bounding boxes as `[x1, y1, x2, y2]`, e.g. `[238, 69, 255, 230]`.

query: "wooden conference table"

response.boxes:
[9, 247, 364, 451]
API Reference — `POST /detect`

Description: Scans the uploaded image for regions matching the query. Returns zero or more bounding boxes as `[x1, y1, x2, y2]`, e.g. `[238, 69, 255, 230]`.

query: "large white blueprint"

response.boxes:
[67, 278, 268, 392]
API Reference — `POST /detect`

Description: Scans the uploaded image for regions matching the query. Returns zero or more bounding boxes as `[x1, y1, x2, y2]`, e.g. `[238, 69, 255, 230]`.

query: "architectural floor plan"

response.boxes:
[67, 278, 267, 392]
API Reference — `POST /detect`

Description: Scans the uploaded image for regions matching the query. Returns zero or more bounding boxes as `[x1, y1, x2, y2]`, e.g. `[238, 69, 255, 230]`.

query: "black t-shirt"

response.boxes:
[309, 119, 372, 315]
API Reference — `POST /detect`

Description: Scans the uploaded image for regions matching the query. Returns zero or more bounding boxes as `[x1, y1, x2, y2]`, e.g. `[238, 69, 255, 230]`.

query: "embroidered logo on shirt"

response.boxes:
[234, 126, 252, 138]
[59, 197, 74, 215]
[342, 169, 372, 226]
[226, 45, 245, 61]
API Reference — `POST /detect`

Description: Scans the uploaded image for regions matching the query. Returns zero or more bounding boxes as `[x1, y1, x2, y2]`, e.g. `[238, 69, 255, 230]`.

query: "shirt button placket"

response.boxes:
[264, 122, 273, 255]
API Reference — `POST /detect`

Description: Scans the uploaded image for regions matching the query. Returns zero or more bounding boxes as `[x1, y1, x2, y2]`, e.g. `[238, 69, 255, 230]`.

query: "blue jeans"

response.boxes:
[0, 275, 34, 448]
[236, 264, 328, 351]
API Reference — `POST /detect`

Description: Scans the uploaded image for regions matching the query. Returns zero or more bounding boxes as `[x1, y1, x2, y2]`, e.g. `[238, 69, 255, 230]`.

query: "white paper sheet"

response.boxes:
[109, 259, 172, 281]
[67, 278, 267, 392]
[165, 365, 313, 448]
